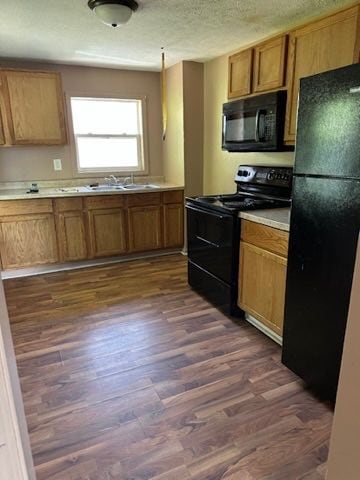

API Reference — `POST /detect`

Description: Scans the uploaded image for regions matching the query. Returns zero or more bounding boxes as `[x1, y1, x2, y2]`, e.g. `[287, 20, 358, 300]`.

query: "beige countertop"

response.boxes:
[239, 208, 291, 232]
[0, 183, 184, 201]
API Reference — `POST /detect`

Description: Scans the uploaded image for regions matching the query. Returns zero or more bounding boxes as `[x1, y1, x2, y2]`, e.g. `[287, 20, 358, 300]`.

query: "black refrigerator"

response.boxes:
[282, 63, 360, 401]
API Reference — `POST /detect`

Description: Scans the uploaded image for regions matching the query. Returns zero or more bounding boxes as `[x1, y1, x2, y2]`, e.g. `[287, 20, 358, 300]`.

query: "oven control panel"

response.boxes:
[235, 165, 293, 188]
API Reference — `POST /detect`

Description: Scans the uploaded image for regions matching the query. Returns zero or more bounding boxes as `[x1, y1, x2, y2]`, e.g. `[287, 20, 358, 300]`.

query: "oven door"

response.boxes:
[186, 203, 235, 284]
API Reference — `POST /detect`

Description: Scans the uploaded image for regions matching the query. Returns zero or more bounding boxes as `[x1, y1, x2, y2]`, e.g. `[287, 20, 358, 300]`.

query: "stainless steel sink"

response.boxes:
[85, 184, 160, 192]
[86, 185, 124, 191]
[121, 184, 159, 190]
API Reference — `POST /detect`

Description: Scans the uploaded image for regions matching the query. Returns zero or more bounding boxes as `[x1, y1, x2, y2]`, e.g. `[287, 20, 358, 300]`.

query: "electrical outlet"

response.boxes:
[53, 159, 62, 171]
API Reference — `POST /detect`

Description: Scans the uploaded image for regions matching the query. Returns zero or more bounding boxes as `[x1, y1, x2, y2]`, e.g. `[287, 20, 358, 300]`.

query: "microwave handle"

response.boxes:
[255, 109, 266, 142]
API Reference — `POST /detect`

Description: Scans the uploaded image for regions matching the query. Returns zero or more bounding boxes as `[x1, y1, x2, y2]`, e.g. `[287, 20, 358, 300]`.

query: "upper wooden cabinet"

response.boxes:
[0, 69, 67, 146]
[228, 49, 253, 98]
[284, 6, 360, 142]
[228, 36, 287, 99]
[253, 36, 287, 93]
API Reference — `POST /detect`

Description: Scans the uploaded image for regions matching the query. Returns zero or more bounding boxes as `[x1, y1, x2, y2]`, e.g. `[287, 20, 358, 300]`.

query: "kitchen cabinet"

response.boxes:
[0, 110, 4, 145]
[0, 190, 184, 270]
[0, 69, 67, 145]
[238, 220, 289, 337]
[86, 195, 127, 258]
[54, 198, 88, 262]
[228, 35, 287, 99]
[228, 49, 253, 98]
[128, 206, 162, 252]
[163, 204, 184, 248]
[0, 214, 58, 269]
[284, 6, 360, 143]
[163, 190, 184, 248]
[253, 36, 287, 93]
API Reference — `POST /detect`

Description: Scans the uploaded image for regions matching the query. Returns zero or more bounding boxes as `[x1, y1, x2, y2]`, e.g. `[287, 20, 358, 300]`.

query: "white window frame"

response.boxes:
[69, 95, 149, 176]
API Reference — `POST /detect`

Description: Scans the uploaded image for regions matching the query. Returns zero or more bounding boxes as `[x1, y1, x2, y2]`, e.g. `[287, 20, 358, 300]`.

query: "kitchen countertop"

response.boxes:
[0, 183, 184, 201]
[239, 208, 291, 232]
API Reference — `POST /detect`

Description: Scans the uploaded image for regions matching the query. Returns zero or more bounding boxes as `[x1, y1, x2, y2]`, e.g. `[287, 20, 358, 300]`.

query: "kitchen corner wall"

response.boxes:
[163, 61, 204, 197]
[0, 61, 163, 182]
[203, 54, 294, 195]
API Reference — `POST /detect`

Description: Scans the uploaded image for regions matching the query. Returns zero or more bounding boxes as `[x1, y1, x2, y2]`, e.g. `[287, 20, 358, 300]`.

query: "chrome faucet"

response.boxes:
[104, 175, 120, 185]
[123, 173, 135, 186]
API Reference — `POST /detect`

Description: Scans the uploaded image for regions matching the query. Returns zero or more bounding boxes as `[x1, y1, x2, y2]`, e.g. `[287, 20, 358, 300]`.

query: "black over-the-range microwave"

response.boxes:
[222, 91, 294, 152]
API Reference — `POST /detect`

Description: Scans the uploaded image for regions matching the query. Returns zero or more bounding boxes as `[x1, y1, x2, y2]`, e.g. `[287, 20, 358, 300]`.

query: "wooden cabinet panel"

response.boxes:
[0, 70, 67, 145]
[56, 212, 87, 262]
[54, 197, 83, 213]
[127, 192, 161, 207]
[163, 204, 184, 248]
[228, 49, 253, 98]
[88, 209, 127, 258]
[0, 214, 58, 269]
[285, 6, 360, 142]
[0, 109, 4, 145]
[128, 206, 162, 252]
[239, 242, 287, 336]
[241, 220, 289, 257]
[0, 199, 53, 216]
[253, 36, 287, 92]
[163, 190, 184, 204]
[85, 195, 125, 210]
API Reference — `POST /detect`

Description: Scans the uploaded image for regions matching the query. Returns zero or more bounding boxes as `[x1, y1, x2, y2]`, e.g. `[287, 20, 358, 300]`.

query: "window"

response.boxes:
[70, 97, 146, 173]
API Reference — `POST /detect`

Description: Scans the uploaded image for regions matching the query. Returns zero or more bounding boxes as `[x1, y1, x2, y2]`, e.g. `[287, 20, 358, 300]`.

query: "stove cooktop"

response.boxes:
[188, 193, 290, 214]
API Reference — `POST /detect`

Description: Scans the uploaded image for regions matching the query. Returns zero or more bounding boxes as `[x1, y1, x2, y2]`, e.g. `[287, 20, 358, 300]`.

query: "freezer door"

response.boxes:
[295, 63, 360, 178]
[282, 176, 360, 400]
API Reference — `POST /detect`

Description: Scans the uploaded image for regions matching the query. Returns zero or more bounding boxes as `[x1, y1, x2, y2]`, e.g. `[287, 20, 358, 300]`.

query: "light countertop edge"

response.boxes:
[239, 208, 291, 232]
[0, 184, 184, 201]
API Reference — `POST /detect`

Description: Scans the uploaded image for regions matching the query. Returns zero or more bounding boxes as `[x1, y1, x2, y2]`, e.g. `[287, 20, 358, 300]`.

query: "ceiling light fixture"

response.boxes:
[88, 0, 139, 28]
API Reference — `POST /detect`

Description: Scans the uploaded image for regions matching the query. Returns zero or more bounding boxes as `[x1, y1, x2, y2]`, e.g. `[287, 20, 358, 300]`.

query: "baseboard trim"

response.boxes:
[1, 249, 182, 280]
[245, 313, 283, 346]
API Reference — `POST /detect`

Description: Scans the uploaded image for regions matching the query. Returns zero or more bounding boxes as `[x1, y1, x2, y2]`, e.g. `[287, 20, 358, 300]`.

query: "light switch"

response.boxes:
[53, 159, 62, 171]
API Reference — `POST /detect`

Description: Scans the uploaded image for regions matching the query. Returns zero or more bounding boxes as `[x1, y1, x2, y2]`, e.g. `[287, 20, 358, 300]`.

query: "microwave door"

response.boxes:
[223, 110, 257, 146]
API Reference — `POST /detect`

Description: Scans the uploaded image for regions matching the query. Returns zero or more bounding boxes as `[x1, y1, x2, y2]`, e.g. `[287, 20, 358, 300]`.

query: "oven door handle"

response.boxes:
[185, 204, 230, 220]
[195, 235, 220, 248]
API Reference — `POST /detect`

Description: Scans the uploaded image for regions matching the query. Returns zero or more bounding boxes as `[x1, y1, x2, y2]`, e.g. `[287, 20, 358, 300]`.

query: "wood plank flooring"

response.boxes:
[4, 254, 333, 480]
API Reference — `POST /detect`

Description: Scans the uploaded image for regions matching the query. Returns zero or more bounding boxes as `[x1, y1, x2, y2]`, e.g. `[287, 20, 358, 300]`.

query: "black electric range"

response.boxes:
[186, 165, 293, 315]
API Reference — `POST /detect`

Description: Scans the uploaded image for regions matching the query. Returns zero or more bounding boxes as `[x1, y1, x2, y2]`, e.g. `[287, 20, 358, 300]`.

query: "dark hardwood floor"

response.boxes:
[5, 254, 333, 480]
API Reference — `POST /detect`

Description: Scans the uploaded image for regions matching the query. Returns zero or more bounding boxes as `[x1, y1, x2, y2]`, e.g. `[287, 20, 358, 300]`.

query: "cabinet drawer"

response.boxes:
[162, 190, 184, 204]
[127, 192, 161, 207]
[241, 220, 289, 257]
[0, 199, 53, 216]
[54, 197, 83, 212]
[85, 195, 125, 210]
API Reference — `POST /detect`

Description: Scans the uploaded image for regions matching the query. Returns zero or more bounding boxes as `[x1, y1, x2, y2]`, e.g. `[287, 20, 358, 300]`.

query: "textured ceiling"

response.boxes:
[0, 0, 355, 71]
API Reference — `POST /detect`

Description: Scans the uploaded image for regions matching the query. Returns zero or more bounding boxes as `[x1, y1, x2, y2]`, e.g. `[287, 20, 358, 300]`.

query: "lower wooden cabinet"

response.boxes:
[0, 190, 184, 270]
[56, 211, 88, 262]
[128, 206, 162, 252]
[239, 241, 287, 336]
[88, 208, 127, 258]
[163, 203, 184, 248]
[238, 220, 289, 337]
[0, 214, 58, 269]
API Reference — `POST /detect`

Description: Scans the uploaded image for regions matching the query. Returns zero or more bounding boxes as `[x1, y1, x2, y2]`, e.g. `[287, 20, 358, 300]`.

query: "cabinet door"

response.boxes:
[0, 214, 58, 269]
[253, 36, 287, 93]
[88, 208, 127, 258]
[56, 212, 88, 262]
[163, 204, 184, 248]
[128, 206, 162, 252]
[0, 109, 4, 145]
[1, 70, 67, 145]
[285, 6, 360, 142]
[239, 242, 287, 336]
[228, 49, 253, 98]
